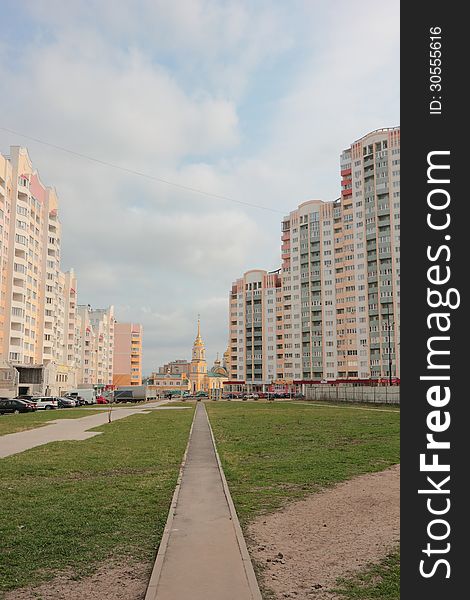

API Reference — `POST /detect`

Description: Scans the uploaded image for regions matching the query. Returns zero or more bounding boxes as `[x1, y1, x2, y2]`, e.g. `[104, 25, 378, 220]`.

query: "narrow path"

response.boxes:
[145, 402, 261, 600]
[0, 400, 170, 458]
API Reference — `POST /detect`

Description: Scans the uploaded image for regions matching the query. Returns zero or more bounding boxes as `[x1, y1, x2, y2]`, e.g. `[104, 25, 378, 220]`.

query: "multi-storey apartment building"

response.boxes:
[281, 200, 337, 381]
[2, 147, 47, 367]
[77, 305, 96, 386]
[0, 147, 83, 395]
[0, 154, 13, 359]
[0, 146, 131, 396]
[339, 127, 400, 379]
[89, 306, 115, 386]
[113, 322, 143, 386]
[38, 185, 64, 370]
[228, 269, 283, 387]
[62, 269, 80, 388]
[228, 127, 400, 385]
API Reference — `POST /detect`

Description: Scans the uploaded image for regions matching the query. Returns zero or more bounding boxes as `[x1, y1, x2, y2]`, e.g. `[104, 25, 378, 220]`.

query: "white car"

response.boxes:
[32, 397, 59, 410]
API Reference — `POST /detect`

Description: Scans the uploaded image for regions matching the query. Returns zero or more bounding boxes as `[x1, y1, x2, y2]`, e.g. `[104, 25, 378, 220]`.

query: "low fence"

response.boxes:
[304, 384, 400, 405]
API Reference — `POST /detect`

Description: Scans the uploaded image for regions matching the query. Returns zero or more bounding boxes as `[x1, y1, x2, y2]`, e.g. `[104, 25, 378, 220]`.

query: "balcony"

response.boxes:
[377, 207, 391, 217]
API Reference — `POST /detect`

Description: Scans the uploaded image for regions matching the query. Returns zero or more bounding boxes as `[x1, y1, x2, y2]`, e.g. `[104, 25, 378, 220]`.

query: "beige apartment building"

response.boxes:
[77, 305, 115, 388]
[113, 322, 143, 386]
[339, 127, 400, 380]
[77, 305, 96, 386]
[228, 269, 283, 387]
[0, 146, 80, 395]
[3, 147, 46, 367]
[89, 306, 115, 386]
[0, 146, 134, 397]
[61, 269, 80, 388]
[281, 200, 337, 381]
[0, 153, 13, 360]
[227, 127, 400, 385]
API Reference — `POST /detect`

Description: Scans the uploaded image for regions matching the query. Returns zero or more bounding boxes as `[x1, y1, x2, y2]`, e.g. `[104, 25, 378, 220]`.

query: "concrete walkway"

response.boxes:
[0, 400, 170, 459]
[145, 402, 261, 600]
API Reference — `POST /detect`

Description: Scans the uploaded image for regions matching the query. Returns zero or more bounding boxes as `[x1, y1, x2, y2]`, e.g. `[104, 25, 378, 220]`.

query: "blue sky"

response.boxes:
[0, 0, 399, 373]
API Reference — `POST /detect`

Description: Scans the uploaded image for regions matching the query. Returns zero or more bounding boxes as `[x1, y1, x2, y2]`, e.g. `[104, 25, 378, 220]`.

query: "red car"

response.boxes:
[96, 395, 108, 404]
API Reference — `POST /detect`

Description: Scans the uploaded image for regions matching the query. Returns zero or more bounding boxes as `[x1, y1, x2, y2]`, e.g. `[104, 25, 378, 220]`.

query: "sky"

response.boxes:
[0, 0, 399, 374]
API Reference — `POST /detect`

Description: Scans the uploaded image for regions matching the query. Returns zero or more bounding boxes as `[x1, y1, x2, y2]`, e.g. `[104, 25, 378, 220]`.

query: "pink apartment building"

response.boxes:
[113, 322, 143, 386]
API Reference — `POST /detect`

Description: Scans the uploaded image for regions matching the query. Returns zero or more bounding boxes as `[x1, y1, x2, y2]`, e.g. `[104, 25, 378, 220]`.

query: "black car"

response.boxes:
[57, 397, 76, 408]
[0, 398, 38, 414]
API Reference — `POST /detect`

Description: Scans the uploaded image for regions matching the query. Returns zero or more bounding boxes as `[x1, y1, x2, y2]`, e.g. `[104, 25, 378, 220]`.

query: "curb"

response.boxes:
[204, 403, 263, 600]
[144, 404, 198, 600]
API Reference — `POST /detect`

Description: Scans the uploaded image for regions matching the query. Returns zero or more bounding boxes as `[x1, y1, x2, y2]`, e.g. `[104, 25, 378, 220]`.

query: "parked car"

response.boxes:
[66, 394, 85, 406]
[243, 393, 259, 400]
[29, 397, 59, 410]
[57, 397, 76, 408]
[0, 398, 38, 414]
[96, 395, 108, 404]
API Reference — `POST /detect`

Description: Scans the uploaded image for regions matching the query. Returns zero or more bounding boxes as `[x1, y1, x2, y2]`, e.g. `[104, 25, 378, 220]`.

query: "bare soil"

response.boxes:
[4, 561, 150, 600]
[246, 464, 400, 600]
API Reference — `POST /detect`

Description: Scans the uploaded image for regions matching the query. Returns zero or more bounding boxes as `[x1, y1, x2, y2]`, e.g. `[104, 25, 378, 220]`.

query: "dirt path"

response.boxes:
[247, 464, 400, 600]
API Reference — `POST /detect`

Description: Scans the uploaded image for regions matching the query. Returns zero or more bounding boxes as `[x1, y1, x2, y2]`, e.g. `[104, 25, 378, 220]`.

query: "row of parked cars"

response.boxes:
[221, 392, 305, 400]
[0, 393, 102, 415]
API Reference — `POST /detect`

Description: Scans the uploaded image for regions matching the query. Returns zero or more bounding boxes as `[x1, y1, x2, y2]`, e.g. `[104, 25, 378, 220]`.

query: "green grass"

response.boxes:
[0, 409, 107, 436]
[0, 407, 194, 594]
[206, 402, 400, 524]
[287, 399, 401, 412]
[334, 549, 400, 599]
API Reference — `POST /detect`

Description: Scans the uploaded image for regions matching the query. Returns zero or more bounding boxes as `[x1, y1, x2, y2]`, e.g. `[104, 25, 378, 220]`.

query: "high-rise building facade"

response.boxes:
[228, 269, 283, 386]
[89, 307, 115, 386]
[0, 153, 13, 358]
[281, 201, 337, 381]
[0, 146, 138, 397]
[61, 269, 80, 388]
[227, 127, 400, 385]
[2, 147, 47, 366]
[113, 322, 143, 386]
[77, 305, 115, 387]
[339, 127, 400, 379]
[77, 305, 96, 386]
[0, 147, 82, 395]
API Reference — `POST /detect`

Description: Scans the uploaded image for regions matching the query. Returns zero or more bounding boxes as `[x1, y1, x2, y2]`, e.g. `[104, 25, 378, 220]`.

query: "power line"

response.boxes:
[0, 126, 286, 214]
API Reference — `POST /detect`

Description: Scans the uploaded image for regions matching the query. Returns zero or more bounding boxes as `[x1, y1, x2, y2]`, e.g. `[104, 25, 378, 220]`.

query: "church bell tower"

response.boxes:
[190, 316, 207, 392]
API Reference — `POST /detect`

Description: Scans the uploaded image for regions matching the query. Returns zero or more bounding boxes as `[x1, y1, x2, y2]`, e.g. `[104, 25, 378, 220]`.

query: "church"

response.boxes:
[189, 318, 228, 395]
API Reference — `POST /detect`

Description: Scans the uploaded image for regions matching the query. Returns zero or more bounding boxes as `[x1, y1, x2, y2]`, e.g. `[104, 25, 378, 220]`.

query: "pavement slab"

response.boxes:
[145, 402, 261, 600]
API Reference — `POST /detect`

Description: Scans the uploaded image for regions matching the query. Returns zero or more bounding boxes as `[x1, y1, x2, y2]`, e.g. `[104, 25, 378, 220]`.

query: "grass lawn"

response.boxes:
[0, 409, 107, 436]
[0, 407, 194, 594]
[286, 400, 400, 412]
[334, 549, 400, 599]
[206, 401, 400, 524]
